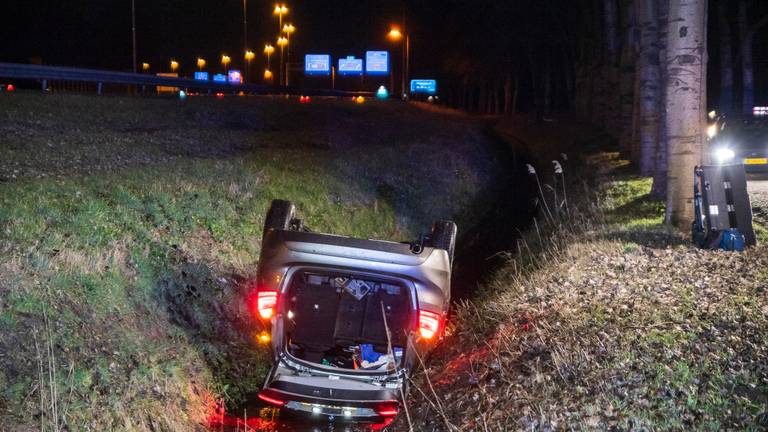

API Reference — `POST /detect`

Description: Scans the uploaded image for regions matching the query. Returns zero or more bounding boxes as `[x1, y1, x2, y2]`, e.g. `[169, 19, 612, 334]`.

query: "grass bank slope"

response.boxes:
[0, 93, 498, 430]
[402, 149, 768, 431]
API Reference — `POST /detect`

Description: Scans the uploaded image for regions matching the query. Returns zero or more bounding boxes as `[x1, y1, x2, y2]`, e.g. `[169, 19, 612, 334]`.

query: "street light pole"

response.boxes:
[404, 33, 410, 99]
[131, 0, 137, 73]
[273, 5, 288, 85]
[243, 0, 248, 60]
[283, 24, 295, 86]
[264, 44, 275, 83]
[277, 37, 288, 86]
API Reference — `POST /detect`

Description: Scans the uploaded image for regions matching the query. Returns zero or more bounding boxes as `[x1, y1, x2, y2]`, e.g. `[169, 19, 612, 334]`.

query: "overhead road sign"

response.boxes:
[365, 51, 389, 75]
[305, 54, 331, 75]
[338, 56, 363, 76]
[410, 79, 437, 95]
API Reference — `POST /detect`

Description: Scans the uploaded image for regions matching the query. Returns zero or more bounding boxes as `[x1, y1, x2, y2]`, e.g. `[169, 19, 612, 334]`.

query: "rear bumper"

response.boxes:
[259, 384, 400, 419]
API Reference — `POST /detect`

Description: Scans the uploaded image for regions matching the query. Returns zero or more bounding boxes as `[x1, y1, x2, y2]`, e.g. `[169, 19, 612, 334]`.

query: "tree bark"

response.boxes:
[604, 0, 622, 135]
[631, 63, 642, 163]
[652, 0, 670, 197]
[503, 74, 512, 114]
[512, 75, 520, 113]
[738, 0, 754, 115]
[719, 1, 734, 115]
[544, 62, 553, 114]
[618, 0, 638, 157]
[664, 0, 707, 228]
[637, 0, 661, 176]
[604, 0, 621, 65]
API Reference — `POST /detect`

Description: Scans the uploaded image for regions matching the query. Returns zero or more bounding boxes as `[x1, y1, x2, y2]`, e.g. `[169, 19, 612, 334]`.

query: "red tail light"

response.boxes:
[257, 392, 285, 406]
[376, 403, 399, 417]
[418, 310, 441, 339]
[256, 290, 278, 319]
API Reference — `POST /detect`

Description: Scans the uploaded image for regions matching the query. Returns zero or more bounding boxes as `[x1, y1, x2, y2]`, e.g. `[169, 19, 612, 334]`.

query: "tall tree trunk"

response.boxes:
[719, 1, 734, 115]
[604, 0, 621, 65]
[503, 74, 512, 113]
[604, 0, 621, 135]
[652, 0, 670, 197]
[637, 0, 661, 176]
[544, 62, 553, 114]
[738, 0, 754, 115]
[665, 0, 707, 228]
[619, 0, 638, 157]
[512, 75, 520, 113]
[631, 64, 642, 163]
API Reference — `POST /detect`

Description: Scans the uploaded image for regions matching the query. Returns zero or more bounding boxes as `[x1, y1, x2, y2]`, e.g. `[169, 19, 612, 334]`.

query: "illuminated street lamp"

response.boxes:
[221, 54, 231, 73]
[142, 62, 150, 72]
[387, 28, 403, 41]
[245, 50, 255, 82]
[277, 36, 288, 86]
[387, 25, 410, 99]
[264, 44, 275, 69]
[170, 60, 179, 73]
[264, 69, 273, 81]
[197, 57, 206, 70]
[273, 4, 288, 30]
[282, 23, 295, 86]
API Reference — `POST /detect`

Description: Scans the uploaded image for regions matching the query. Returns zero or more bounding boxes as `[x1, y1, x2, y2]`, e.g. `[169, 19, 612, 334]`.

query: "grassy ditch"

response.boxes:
[0, 93, 500, 430]
[401, 152, 768, 431]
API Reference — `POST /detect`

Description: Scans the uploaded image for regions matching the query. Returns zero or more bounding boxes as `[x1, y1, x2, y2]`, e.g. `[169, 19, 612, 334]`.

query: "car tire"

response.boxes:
[428, 220, 457, 264]
[264, 199, 296, 234]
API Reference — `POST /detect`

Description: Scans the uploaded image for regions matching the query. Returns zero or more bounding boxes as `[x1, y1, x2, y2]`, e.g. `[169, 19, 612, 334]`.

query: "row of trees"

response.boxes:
[431, 1, 768, 228]
[581, 0, 708, 226]
[426, 1, 581, 116]
[585, 0, 767, 226]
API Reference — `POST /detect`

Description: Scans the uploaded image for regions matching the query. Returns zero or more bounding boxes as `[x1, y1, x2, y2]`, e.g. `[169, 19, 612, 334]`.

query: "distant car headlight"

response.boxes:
[713, 147, 735, 164]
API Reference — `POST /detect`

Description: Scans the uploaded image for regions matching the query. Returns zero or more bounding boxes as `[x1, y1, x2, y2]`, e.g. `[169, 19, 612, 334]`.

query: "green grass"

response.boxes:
[602, 175, 665, 227]
[0, 93, 498, 430]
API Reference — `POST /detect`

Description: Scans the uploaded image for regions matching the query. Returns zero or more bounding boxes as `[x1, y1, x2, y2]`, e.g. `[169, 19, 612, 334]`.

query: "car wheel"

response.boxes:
[264, 199, 296, 235]
[428, 220, 457, 265]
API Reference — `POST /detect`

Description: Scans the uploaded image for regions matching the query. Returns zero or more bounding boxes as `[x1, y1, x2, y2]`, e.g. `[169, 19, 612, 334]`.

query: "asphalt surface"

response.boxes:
[748, 175, 768, 228]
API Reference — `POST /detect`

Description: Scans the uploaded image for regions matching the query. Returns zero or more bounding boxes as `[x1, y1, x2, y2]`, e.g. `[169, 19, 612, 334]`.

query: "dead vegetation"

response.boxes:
[400, 155, 768, 431]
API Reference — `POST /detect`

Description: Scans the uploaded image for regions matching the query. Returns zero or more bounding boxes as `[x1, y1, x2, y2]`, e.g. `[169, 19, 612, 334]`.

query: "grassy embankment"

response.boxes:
[0, 93, 498, 430]
[402, 119, 768, 431]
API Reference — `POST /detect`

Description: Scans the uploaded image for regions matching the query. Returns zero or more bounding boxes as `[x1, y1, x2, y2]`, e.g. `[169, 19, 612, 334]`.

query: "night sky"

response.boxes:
[5, 1, 768, 107]
[1, 0, 418, 74]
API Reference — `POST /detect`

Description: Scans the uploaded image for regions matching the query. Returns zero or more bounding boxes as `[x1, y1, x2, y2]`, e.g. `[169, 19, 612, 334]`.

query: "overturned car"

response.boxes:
[249, 199, 456, 420]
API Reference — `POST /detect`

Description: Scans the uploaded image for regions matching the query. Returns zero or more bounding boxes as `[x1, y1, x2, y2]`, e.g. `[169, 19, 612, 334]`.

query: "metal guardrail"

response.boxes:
[0, 62, 370, 97]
